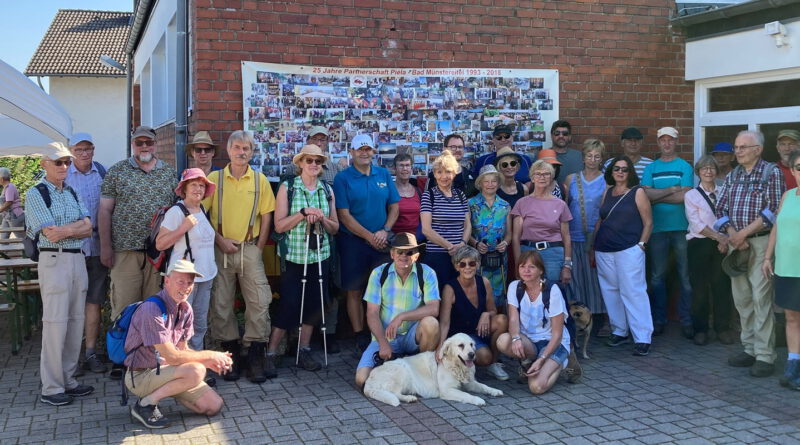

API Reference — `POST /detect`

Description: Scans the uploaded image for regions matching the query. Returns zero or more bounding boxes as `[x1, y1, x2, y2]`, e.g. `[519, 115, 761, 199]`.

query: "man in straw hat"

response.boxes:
[354, 233, 440, 389]
[26, 142, 94, 406]
[472, 124, 533, 183]
[185, 131, 220, 176]
[307, 125, 346, 185]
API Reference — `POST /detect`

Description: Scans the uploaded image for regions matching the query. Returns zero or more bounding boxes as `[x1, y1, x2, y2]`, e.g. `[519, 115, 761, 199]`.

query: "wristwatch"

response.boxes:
[383, 225, 392, 232]
[638, 241, 646, 249]
[563, 260, 573, 269]
[300, 208, 307, 217]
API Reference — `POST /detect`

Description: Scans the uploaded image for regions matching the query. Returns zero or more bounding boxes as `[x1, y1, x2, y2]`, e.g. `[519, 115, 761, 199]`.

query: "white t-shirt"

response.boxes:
[507, 280, 571, 352]
[161, 202, 217, 283]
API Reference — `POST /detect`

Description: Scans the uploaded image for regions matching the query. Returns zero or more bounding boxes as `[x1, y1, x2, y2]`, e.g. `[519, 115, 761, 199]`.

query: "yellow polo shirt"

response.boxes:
[203, 165, 275, 242]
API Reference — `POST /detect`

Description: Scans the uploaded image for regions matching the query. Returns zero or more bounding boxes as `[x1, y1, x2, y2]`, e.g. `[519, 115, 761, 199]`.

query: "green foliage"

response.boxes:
[0, 157, 43, 203]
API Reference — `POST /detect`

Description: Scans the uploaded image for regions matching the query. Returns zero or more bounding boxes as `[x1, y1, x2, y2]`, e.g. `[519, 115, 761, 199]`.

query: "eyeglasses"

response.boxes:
[193, 147, 215, 154]
[458, 260, 477, 268]
[49, 159, 72, 167]
[699, 166, 716, 172]
[304, 157, 324, 165]
[446, 145, 464, 150]
[733, 144, 758, 151]
[553, 130, 570, 136]
[532, 172, 552, 178]
[500, 161, 518, 168]
[134, 140, 155, 147]
[72, 147, 94, 155]
[397, 249, 418, 256]
[612, 166, 629, 173]
[309, 136, 328, 142]
[494, 135, 511, 140]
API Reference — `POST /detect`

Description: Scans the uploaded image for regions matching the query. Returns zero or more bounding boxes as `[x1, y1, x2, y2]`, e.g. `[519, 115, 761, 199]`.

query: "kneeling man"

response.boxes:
[125, 259, 234, 428]
[355, 233, 441, 389]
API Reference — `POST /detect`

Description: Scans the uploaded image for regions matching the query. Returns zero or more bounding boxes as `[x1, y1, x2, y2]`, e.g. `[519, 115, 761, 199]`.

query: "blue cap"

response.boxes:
[711, 142, 733, 153]
[69, 132, 93, 146]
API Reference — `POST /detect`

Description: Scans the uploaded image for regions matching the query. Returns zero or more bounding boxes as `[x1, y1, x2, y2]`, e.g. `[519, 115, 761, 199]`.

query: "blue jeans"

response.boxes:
[520, 245, 564, 282]
[648, 231, 692, 326]
[357, 321, 420, 369]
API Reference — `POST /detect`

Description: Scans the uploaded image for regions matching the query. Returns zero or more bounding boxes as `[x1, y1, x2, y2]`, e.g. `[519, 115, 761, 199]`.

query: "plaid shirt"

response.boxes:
[281, 176, 331, 264]
[66, 162, 104, 256]
[25, 179, 89, 249]
[363, 262, 440, 337]
[124, 289, 193, 369]
[714, 159, 785, 232]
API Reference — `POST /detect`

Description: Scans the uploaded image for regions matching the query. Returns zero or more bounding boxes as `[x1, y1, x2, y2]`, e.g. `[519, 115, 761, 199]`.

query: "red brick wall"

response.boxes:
[189, 0, 694, 160]
[154, 123, 176, 167]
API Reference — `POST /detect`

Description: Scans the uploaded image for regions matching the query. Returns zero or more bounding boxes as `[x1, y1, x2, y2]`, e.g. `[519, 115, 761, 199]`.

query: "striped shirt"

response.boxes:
[281, 176, 331, 264]
[603, 156, 653, 179]
[420, 187, 469, 253]
[67, 162, 105, 256]
[714, 160, 785, 232]
[25, 179, 89, 250]
[363, 262, 440, 337]
[124, 289, 193, 369]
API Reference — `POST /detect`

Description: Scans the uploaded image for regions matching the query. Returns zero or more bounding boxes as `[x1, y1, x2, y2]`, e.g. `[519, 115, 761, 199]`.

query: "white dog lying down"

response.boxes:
[363, 333, 504, 406]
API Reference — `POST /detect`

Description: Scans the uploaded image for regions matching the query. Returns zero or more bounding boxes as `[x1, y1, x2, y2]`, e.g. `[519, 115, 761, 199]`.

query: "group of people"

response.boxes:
[23, 119, 800, 429]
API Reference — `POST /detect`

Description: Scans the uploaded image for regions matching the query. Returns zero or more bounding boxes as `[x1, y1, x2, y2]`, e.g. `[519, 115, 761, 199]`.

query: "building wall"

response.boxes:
[49, 76, 128, 167]
[188, 0, 695, 159]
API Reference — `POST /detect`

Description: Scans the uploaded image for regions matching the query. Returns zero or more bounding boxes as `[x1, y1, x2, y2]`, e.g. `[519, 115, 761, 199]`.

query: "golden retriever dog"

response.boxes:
[363, 333, 504, 407]
[569, 301, 593, 359]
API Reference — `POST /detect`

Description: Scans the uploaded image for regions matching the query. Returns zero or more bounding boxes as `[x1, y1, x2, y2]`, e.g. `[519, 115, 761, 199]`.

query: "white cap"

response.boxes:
[657, 127, 678, 139]
[69, 132, 93, 146]
[165, 258, 204, 278]
[43, 142, 75, 160]
[351, 134, 375, 150]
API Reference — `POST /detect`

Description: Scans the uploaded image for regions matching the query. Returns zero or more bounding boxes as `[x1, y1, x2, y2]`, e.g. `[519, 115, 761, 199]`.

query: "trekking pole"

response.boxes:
[296, 222, 311, 367]
[314, 222, 328, 368]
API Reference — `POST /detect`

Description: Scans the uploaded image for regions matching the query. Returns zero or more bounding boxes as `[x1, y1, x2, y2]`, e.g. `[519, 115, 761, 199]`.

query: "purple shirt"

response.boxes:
[123, 289, 194, 369]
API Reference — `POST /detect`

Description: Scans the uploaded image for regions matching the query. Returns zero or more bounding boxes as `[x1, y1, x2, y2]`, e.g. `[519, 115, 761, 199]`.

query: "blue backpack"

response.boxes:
[106, 296, 167, 365]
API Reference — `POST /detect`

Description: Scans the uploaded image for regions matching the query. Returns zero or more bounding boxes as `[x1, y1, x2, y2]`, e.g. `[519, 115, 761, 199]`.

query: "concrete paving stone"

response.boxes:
[637, 432, 675, 444]
[561, 436, 600, 445]
[581, 415, 614, 428]
[600, 429, 636, 441]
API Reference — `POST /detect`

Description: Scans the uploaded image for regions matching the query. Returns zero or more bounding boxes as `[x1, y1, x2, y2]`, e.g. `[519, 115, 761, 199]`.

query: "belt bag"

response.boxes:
[482, 251, 503, 269]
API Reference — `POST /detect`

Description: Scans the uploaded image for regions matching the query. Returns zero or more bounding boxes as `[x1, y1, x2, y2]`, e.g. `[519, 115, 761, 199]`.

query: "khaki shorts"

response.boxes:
[124, 365, 211, 404]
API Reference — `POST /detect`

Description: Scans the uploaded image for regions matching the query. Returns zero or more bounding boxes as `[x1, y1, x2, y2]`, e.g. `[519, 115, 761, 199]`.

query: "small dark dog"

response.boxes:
[569, 302, 593, 359]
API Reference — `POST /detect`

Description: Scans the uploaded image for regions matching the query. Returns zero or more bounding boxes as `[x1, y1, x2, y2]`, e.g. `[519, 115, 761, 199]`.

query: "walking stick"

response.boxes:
[296, 223, 311, 367]
[314, 222, 328, 368]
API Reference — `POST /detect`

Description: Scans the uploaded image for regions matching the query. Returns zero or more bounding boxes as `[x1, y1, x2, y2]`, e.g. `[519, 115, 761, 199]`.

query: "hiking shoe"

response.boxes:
[247, 342, 269, 383]
[728, 351, 756, 368]
[40, 393, 73, 406]
[486, 362, 509, 381]
[750, 360, 774, 378]
[565, 351, 582, 383]
[693, 332, 708, 346]
[780, 359, 800, 387]
[264, 353, 277, 379]
[325, 334, 341, 354]
[109, 363, 124, 380]
[717, 330, 737, 345]
[221, 340, 242, 381]
[65, 384, 94, 397]
[131, 401, 170, 429]
[83, 354, 107, 374]
[652, 324, 665, 336]
[297, 348, 321, 371]
[607, 334, 631, 347]
[633, 343, 651, 356]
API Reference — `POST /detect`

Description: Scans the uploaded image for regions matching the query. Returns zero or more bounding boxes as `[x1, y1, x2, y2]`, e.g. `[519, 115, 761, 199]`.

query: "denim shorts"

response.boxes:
[469, 333, 490, 351]
[532, 339, 569, 368]
[357, 321, 420, 369]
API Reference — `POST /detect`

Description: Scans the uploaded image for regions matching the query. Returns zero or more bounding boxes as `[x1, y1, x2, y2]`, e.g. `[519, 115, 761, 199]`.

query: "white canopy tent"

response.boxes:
[0, 58, 72, 158]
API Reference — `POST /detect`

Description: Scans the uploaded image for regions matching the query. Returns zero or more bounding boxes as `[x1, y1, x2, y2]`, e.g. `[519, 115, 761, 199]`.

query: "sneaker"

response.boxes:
[40, 393, 73, 406]
[728, 351, 756, 367]
[65, 384, 94, 397]
[693, 332, 708, 346]
[83, 353, 107, 373]
[297, 348, 321, 371]
[717, 330, 737, 345]
[109, 363, 124, 380]
[780, 359, 800, 387]
[652, 324, 665, 336]
[633, 343, 651, 356]
[750, 360, 774, 377]
[130, 401, 170, 429]
[607, 334, 631, 347]
[486, 362, 509, 381]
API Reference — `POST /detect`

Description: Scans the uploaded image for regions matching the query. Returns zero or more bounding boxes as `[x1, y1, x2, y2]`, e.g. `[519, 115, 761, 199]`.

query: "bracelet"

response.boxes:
[511, 336, 521, 343]
[563, 260, 573, 268]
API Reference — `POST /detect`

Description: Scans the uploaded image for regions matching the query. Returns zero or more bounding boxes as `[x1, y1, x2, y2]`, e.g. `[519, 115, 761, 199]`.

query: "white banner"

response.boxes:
[241, 61, 559, 181]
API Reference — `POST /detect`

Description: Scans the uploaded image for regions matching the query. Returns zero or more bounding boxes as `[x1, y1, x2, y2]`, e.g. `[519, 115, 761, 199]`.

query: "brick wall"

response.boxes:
[189, 0, 694, 160]
[154, 123, 176, 167]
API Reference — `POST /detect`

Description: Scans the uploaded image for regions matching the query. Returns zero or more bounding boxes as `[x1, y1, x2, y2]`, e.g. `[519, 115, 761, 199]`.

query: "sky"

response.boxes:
[0, 0, 133, 91]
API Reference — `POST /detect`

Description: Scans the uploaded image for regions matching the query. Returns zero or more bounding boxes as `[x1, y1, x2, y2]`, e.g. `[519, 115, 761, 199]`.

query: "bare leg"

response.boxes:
[416, 316, 440, 352]
[786, 309, 800, 354]
[346, 290, 364, 333]
[177, 389, 224, 416]
[355, 366, 372, 389]
[528, 359, 562, 395]
[84, 303, 101, 351]
[145, 363, 206, 405]
[489, 314, 508, 362]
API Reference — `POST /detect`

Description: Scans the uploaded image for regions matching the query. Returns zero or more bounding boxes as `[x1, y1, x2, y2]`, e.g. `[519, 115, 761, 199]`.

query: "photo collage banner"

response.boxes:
[241, 62, 559, 181]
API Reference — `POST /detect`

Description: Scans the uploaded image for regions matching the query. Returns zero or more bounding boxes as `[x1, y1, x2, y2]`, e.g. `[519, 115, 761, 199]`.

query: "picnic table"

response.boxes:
[0, 257, 38, 354]
[0, 242, 24, 259]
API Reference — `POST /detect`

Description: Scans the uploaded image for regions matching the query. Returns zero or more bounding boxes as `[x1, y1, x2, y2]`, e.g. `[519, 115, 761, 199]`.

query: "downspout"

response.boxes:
[126, 52, 133, 157]
[175, 0, 188, 174]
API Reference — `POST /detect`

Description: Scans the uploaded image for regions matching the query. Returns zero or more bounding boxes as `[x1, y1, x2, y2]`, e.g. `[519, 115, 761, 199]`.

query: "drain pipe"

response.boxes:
[126, 52, 133, 157]
[175, 0, 188, 174]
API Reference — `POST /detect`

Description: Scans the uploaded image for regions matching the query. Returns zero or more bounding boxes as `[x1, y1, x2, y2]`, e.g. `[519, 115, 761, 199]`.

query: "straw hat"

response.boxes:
[475, 165, 501, 191]
[185, 131, 217, 156]
[292, 144, 329, 166]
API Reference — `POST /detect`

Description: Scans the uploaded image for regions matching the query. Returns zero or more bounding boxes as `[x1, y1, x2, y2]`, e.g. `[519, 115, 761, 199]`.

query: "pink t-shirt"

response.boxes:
[511, 195, 572, 242]
[3, 183, 23, 217]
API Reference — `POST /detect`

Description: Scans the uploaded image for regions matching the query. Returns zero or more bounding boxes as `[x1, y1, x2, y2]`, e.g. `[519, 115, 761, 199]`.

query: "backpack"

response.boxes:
[415, 187, 467, 243]
[22, 183, 79, 262]
[106, 295, 168, 406]
[378, 261, 425, 299]
[515, 279, 576, 343]
[144, 202, 197, 273]
[94, 161, 107, 179]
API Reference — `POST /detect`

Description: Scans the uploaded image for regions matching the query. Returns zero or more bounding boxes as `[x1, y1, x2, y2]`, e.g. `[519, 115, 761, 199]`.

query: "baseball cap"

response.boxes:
[131, 125, 156, 139]
[778, 129, 800, 142]
[308, 126, 329, 138]
[165, 258, 204, 278]
[711, 142, 733, 154]
[69, 132, 93, 146]
[351, 134, 375, 150]
[657, 127, 678, 138]
[42, 142, 74, 160]
[620, 127, 643, 140]
[493, 124, 513, 136]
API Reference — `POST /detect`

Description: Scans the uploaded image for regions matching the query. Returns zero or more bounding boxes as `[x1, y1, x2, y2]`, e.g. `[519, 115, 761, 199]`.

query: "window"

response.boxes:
[709, 79, 800, 112]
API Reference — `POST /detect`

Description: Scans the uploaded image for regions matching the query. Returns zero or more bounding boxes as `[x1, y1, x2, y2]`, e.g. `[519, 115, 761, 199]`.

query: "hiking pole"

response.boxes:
[314, 222, 328, 368]
[296, 222, 311, 367]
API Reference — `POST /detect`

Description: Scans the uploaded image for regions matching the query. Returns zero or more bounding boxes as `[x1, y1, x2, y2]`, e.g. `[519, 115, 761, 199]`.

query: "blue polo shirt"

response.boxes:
[472, 152, 534, 183]
[333, 164, 400, 234]
[641, 157, 694, 233]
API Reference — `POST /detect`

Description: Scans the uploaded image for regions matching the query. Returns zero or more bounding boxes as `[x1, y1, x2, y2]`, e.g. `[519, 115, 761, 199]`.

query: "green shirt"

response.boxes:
[281, 176, 331, 264]
[363, 263, 440, 337]
[776, 189, 800, 277]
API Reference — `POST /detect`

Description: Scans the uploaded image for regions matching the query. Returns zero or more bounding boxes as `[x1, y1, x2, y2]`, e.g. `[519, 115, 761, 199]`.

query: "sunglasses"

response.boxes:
[49, 159, 72, 167]
[612, 166, 630, 173]
[793, 164, 800, 171]
[397, 249, 418, 256]
[304, 157, 324, 165]
[134, 140, 155, 147]
[553, 130, 570, 136]
[193, 147, 214, 154]
[494, 135, 511, 140]
[458, 260, 477, 268]
[500, 161, 518, 168]
[445, 144, 464, 150]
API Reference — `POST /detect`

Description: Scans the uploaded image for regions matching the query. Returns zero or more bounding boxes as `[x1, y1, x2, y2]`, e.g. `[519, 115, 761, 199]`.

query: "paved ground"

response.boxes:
[3, 323, 800, 445]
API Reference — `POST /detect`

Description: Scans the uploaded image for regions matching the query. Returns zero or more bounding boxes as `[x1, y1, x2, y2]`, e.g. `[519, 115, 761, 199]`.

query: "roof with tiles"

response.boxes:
[25, 9, 132, 77]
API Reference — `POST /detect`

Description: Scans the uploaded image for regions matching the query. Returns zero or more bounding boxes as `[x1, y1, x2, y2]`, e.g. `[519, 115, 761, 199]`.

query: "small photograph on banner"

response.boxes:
[242, 63, 559, 181]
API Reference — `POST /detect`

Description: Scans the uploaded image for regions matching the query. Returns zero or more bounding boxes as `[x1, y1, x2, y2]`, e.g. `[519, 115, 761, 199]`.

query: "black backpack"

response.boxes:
[22, 183, 80, 262]
[144, 202, 197, 273]
[378, 261, 425, 299]
[515, 279, 576, 342]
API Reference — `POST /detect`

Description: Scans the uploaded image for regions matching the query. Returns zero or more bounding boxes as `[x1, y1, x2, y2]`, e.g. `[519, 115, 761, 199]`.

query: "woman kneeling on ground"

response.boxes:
[497, 250, 571, 394]
[437, 246, 509, 380]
